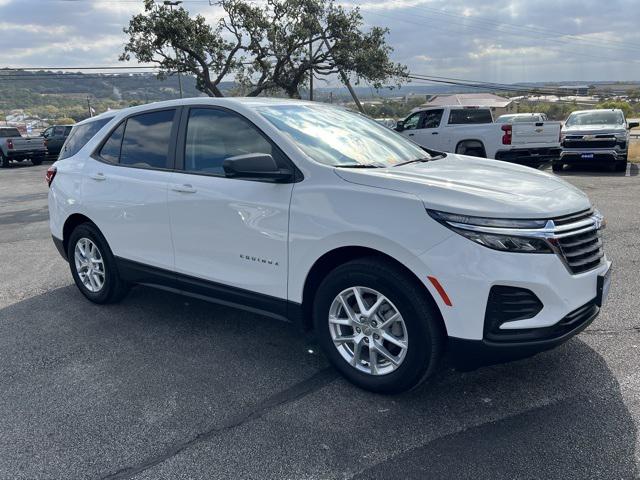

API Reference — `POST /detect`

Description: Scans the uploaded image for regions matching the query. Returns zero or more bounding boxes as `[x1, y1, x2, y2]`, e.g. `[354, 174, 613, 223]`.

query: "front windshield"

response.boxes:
[257, 104, 429, 167]
[565, 110, 624, 127]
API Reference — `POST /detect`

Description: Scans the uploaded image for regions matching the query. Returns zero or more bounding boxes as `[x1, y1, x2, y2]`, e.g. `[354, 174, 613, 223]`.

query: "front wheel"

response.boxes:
[0, 154, 10, 168]
[67, 223, 130, 304]
[313, 258, 444, 394]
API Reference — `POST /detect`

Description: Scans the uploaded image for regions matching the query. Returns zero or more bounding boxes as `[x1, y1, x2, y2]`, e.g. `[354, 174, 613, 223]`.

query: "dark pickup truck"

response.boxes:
[42, 125, 73, 159]
[0, 127, 47, 168]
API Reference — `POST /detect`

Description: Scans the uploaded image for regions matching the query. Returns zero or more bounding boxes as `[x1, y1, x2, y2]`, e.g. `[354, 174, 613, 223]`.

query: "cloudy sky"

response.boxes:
[0, 0, 638, 84]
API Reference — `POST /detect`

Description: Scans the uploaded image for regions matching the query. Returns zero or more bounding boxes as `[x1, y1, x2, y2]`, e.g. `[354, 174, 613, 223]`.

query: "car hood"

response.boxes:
[563, 124, 627, 135]
[334, 154, 591, 218]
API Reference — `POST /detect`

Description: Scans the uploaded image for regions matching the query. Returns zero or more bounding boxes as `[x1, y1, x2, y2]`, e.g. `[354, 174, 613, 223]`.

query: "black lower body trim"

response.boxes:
[448, 300, 599, 370]
[52, 235, 67, 261]
[115, 257, 300, 324]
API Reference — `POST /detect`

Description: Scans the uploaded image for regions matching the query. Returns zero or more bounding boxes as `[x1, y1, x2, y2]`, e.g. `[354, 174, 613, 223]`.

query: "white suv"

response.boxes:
[47, 98, 611, 393]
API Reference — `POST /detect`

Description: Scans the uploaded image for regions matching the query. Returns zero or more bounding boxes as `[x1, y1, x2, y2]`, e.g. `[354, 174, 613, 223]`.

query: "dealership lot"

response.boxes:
[0, 163, 638, 479]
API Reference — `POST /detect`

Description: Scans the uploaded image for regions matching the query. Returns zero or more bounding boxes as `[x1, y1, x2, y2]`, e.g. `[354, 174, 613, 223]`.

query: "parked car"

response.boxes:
[496, 113, 548, 123]
[396, 106, 562, 168]
[556, 109, 638, 172]
[42, 124, 73, 159]
[47, 98, 610, 393]
[0, 127, 47, 168]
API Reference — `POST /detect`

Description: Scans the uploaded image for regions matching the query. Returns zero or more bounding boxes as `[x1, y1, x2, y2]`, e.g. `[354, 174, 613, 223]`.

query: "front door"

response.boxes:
[167, 107, 293, 303]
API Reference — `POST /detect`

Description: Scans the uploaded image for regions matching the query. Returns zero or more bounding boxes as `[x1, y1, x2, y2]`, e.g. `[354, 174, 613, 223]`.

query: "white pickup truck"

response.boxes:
[396, 106, 562, 168]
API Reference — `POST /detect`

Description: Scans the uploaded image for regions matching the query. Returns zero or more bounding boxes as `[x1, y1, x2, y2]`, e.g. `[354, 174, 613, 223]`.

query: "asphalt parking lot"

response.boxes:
[0, 162, 639, 480]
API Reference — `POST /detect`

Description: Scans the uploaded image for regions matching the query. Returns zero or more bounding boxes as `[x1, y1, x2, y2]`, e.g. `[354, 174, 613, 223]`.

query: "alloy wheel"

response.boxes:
[328, 286, 408, 376]
[74, 237, 105, 293]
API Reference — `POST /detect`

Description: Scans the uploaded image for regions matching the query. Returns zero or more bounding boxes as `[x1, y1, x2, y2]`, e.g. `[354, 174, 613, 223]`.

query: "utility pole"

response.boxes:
[309, 36, 314, 101]
[164, 0, 184, 99]
[86, 96, 93, 117]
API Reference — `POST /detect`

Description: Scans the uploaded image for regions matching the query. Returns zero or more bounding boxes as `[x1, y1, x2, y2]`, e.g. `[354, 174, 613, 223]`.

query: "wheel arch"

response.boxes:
[299, 246, 446, 335]
[62, 213, 103, 256]
[455, 139, 487, 157]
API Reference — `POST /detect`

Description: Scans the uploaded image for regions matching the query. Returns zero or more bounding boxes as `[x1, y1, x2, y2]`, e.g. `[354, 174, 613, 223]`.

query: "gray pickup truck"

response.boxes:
[556, 109, 639, 172]
[0, 127, 47, 168]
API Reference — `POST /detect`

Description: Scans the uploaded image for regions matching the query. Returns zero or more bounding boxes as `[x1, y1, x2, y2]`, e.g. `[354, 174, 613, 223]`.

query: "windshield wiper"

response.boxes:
[394, 154, 445, 167]
[335, 164, 383, 168]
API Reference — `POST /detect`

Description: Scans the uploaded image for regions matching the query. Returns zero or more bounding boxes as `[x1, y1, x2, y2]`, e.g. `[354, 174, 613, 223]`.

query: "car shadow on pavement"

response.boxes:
[352, 340, 638, 480]
[0, 285, 636, 480]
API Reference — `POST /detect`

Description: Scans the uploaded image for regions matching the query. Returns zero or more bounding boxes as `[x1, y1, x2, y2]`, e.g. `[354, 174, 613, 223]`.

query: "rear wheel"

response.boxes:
[313, 257, 444, 394]
[67, 223, 130, 304]
[31, 156, 43, 166]
[0, 154, 10, 168]
[552, 162, 563, 172]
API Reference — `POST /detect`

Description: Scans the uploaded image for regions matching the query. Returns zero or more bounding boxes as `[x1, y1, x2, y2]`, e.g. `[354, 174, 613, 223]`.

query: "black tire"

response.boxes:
[0, 153, 10, 168]
[313, 257, 445, 394]
[552, 162, 563, 172]
[615, 160, 627, 172]
[67, 223, 130, 304]
[31, 156, 43, 166]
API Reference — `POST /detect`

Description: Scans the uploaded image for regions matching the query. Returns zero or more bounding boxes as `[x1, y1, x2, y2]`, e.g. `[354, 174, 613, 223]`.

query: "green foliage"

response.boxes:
[595, 100, 633, 117]
[121, 0, 408, 98]
[53, 117, 76, 125]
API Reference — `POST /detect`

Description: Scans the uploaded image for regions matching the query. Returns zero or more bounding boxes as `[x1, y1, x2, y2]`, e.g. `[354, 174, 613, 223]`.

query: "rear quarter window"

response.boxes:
[59, 117, 112, 160]
[448, 109, 493, 125]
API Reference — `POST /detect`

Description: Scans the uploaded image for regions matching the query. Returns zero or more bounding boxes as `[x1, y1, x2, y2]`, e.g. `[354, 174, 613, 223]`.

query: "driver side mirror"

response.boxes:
[629, 122, 639, 129]
[395, 120, 405, 132]
[223, 153, 293, 183]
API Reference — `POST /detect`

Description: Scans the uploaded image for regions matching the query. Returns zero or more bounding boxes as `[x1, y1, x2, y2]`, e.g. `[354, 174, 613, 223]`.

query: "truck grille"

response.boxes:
[552, 209, 604, 274]
[563, 135, 616, 149]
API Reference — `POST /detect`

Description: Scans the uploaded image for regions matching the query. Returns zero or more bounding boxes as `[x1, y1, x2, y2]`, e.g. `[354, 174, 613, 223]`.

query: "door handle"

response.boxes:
[90, 173, 106, 181]
[171, 183, 197, 194]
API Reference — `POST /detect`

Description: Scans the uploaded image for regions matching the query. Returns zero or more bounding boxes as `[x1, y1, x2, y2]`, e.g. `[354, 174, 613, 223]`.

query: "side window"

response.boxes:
[448, 109, 493, 125]
[42, 127, 52, 138]
[53, 126, 66, 136]
[421, 110, 443, 129]
[59, 117, 111, 160]
[120, 110, 175, 169]
[99, 122, 125, 163]
[403, 113, 422, 131]
[184, 108, 282, 175]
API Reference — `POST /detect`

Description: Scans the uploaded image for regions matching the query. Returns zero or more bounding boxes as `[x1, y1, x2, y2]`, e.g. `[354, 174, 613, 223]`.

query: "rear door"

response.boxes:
[82, 108, 178, 271]
[167, 106, 293, 303]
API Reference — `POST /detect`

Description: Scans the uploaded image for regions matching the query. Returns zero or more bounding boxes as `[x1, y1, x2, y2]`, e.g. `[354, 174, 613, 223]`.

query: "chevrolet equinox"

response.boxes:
[47, 98, 611, 393]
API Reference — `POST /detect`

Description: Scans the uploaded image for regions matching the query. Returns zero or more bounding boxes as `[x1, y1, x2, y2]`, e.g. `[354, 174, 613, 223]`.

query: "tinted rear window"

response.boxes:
[59, 117, 112, 160]
[0, 128, 21, 137]
[119, 110, 175, 169]
[448, 109, 493, 125]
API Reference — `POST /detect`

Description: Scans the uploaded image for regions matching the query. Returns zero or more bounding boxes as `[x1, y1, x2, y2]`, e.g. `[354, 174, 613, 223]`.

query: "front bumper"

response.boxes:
[560, 148, 626, 164]
[447, 297, 599, 369]
[495, 147, 562, 167]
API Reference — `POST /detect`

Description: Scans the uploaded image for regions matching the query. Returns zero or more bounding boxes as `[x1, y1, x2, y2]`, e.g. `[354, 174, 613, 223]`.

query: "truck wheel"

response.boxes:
[0, 154, 10, 168]
[313, 257, 445, 394]
[31, 156, 43, 166]
[552, 162, 563, 172]
[615, 160, 627, 172]
[67, 223, 130, 304]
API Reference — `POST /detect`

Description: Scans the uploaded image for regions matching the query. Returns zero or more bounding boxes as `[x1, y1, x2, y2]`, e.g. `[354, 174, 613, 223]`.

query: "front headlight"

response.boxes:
[427, 210, 553, 253]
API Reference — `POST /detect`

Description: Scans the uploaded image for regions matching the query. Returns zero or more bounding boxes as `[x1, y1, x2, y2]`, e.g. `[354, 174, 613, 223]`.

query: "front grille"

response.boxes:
[563, 139, 617, 149]
[553, 209, 604, 274]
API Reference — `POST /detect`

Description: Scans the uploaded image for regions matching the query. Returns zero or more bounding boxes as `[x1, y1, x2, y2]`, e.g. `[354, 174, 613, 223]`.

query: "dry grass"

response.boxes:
[630, 135, 640, 163]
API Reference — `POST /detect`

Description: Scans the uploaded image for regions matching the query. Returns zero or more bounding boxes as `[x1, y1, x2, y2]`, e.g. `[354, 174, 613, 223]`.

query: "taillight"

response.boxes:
[501, 124, 512, 145]
[6, 139, 14, 149]
[45, 166, 57, 188]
